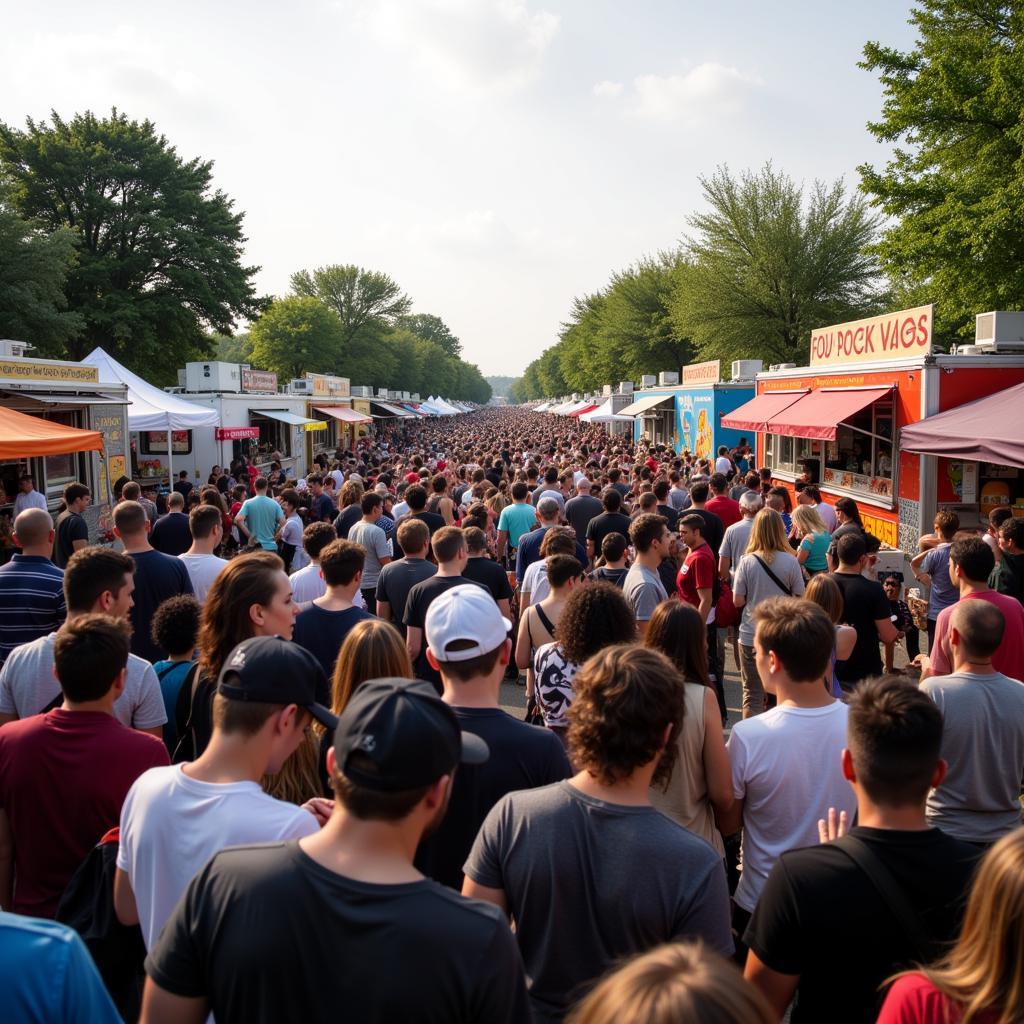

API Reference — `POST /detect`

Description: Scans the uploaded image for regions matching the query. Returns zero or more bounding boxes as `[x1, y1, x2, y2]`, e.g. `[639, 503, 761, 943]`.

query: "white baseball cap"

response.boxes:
[425, 584, 513, 662]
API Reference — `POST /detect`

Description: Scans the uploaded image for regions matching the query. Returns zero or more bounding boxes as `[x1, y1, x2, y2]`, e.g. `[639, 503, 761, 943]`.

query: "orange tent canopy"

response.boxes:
[0, 405, 104, 459]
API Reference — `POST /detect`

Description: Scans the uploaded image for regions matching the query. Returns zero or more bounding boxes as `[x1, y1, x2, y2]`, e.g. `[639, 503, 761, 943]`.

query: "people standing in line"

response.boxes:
[910, 511, 961, 651]
[990, 515, 1024, 605]
[288, 521, 339, 605]
[585, 489, 633, 565]
[235, 476, 284, 551]
[795, 483, 836, 533]
[306, 474, 337, 523]
[346, 492, 392, 614]
[924, 536, 1024, 682]
[496, 481, 539, 565]
[720, 598, 856, 945]
[415, 584, 570, 889]
[745, 676, 982, 1024]
[565, 477, 604, 548]
[644, 599, 732, 854]
[587, 532, 629, 588]
[876, 830, 1024, 1024]
[520, 526, 577, 608]
[275, 488, 308, 574]
[171, 470, 193, 501]
[114, 501, 194, 664]
[683, 481, 724, 556]
[391, 483, 445, 556]
[792, 505, 831, 578]
[114, 636, 332, 953]
[461, 527, 514, 617]
[53, 482, 91, 569]
[622, 513, 670, 639]
[177, 505, 228, 605]
[668, 471, 691, 512]
[922, 600, 1024, 846]
[376, 519, 437, 632]
[0, 614, 168, 918]
[0, 509, 65, 664]
[718, 490, 763, 583]
[705, 473, 742, 530]
[803, 574, 857, 697]
[141, 677, 531, 1024]
[122, 481, 158, 525]
[882, 575, 920, 673]
[149, 595, 200, 756]
[829, 533, 900, 690]
[464, 644, 733, 1024]
[150, 491, 193, 557]
[292, 540, 374, 680]
[0, 547, 166, 734]
[826, 496, 879, 571]
[518, 497, 587, 582]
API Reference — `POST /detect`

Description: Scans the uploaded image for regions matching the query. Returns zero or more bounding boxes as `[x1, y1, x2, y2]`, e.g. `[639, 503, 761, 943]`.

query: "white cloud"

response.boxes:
[631, 61, 762, 122]
[351, 0, 560, 95]
[592, 80, 624, 98]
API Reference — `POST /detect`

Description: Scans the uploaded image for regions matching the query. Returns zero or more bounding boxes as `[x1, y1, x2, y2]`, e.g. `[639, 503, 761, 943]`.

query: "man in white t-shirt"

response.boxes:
[714, 446, 733, 476]
[721, 597, 855, 933]
[114, 636, 335, 950]
[178, 505, 228, 604]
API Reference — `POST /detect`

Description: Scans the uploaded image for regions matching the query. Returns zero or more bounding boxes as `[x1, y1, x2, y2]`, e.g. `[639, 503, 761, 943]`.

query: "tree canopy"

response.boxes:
[249, 297, 344, 381]
[396, 312, 462, 358]
[860, 0, 1024, 343]
[0, 109, 260, 382]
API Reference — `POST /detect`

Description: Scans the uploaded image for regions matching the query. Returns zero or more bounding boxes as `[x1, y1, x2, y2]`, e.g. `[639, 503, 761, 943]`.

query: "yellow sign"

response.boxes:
[305, 372, 351, 398]
[0, 359, 100, 383]
[682, 360, 721, 386]
[862, 512, 897, 548]
[810, 305, 933, 367]
[303, 420, 327, 432]
[109, 455, 127, 482]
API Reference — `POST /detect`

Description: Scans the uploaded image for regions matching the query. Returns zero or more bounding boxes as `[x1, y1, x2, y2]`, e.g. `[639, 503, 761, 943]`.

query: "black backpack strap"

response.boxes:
[834, 835, 930, 960]
[534, 603, 555, 637]
[753, 555, 793, 597]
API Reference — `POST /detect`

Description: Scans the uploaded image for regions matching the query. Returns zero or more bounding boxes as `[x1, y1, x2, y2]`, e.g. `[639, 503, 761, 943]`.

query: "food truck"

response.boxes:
[0, 341, 130, 549]
[619, 361, 756, 458]
[722, 305, 1024, 553]
[301, 372, 371, 463]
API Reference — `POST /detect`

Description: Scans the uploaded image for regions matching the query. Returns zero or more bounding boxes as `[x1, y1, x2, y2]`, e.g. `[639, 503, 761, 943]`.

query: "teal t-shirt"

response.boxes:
[239, 495, 283, 550]
[799, 530, 832, 571]
[498, 502, 538, 549]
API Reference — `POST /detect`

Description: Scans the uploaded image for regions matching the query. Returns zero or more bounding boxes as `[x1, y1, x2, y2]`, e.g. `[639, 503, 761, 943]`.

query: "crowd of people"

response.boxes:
[0, 406, 1022, 1024]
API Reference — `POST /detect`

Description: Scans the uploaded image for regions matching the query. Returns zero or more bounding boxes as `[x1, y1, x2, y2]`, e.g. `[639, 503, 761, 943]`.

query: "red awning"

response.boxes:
[568, 404, 599, 418]
[313, 405, 372, 424]
[765, 386, 893, 440]
[0, 406, 104, 459]
[900, 380, 1024, 470]
[720, 390, 809, 432]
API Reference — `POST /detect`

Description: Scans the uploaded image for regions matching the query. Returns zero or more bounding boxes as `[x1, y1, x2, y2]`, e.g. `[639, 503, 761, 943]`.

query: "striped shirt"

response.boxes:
[0, 555, 66, 665]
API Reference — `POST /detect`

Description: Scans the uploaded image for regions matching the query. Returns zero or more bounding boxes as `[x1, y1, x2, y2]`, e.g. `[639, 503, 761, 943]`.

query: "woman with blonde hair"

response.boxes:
[568, 940, 774, 1024]
[804, 574, 856, 697]
[793, 504, 830, 577]
[877, 829, 1024, 1024]
[645, 600, 732, 852]
[732, 509, 805, 717]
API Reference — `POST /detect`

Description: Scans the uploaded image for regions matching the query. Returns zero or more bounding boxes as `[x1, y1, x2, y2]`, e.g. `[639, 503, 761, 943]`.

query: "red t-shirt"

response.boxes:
[929, 589, 1024, 680]
[0, 709, 168, 917]
[705, 495, 742, 529]
[677, 543, 715, 610]
[877, 973, 997, 1024]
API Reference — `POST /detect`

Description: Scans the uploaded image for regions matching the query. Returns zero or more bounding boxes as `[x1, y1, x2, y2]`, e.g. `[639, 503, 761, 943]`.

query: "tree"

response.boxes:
[249, 297, 344, 380]
[290, 265, 412, 346]
[0, 109, 260, 382]
[671, 164, 882, 365]
[0, 199, 82, 351]
[396, 312, 462, 358]
[860, 1, 1024, 343]
[211, 330, 253, 364]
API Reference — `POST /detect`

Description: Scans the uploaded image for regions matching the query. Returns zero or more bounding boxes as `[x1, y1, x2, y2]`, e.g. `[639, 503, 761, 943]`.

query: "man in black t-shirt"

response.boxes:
[150, 491, 192, 557]
[564, 478, 602, 541]
[393, 484, 445, 558]
[404, 527, 487, 691]
[745, 676, 981, 1024]
[682, 481, 724, 557]
[415, 584, 570, 889]
[54, 482, 91, 568]
[830, 533, 899, 688]
[143, 677, 529, 1024]
[460, 528, 513, 617]
[376, 519, 436, 635]
[585, 489, 632, 563]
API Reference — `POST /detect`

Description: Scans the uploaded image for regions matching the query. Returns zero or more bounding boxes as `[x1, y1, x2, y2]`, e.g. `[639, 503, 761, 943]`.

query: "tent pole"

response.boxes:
[167, 430, 173, 488]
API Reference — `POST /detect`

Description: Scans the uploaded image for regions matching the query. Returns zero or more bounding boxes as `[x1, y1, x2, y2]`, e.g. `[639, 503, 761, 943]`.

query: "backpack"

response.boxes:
[172, 662, 209, 763]
[714, 577, 740, 628]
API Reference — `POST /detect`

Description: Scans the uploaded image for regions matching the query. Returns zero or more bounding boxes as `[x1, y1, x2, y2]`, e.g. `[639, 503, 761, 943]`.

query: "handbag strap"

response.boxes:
[534, 603, 556, 637]
[835, 835, 930, 959]
[753, 554, 792, 597]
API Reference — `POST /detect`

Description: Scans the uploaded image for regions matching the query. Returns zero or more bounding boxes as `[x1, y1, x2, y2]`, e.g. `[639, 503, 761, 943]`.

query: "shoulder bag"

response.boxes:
[752, 554, 793, 597]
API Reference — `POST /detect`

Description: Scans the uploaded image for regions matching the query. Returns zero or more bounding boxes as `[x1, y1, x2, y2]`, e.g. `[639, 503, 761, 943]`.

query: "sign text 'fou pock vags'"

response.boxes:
[810, 305, 933, 368]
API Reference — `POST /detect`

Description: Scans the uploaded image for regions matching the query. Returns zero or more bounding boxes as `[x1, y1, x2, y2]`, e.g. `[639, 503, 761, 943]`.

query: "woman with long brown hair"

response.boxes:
[878, 829, 1024, 1024]
[644, 599, 732, 853]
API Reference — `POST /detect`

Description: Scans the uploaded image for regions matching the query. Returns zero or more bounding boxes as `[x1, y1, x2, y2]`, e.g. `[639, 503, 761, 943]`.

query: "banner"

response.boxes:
[810, 305, 933, 367]
[305, 372, 351, 398]
[215, 426, 260, 440]
[241, 368, 278, 393]
[0, 359, 99, 383]
[682, 360, 721, 386]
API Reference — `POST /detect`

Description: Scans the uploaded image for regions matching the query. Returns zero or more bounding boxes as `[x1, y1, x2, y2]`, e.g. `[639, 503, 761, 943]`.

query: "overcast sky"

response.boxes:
[1, 1, 918, 376]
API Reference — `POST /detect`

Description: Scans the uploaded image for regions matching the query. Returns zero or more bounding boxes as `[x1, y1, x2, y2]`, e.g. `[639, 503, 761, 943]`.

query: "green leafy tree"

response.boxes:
[536, 345, 568, 398]
[0, 109, 260, 382]
[211, 330, 253, 364]
[860, 0, 1024, 342]
[249, 297, 344, 380]
[557, 292, 613, 393]
[0, 199, 82, 351]
[671, 164, 882, 365]
[396, 312, 462, 358]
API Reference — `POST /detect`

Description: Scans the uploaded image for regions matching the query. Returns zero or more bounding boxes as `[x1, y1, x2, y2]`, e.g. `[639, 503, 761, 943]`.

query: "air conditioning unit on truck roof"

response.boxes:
[640, 375, 657, 388]
[286, 379, 314, 395]
[974, 311, 1024, 352]
[731, 359, 763, 380]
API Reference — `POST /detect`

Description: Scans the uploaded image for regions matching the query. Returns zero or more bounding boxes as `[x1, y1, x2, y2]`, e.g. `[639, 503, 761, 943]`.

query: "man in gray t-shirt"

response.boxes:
[622, 514, 671, 636]
[463, 645, 731, 1024]
[347, 494, 392, 615]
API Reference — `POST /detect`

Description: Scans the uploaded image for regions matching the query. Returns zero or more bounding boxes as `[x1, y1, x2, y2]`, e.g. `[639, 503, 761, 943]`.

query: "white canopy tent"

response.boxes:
[82, 346, 219, 480]
[580, 398, 633, 423]
[433, 398, 462, 415]
[533, 402, 552, 412]
[547, 401, 574, 415]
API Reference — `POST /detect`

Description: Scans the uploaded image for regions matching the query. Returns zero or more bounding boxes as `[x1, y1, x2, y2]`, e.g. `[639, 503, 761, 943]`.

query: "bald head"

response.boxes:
[576, 477, 592, 495]
[950, 600, 1005, 663]
[13, 508, 54, 552]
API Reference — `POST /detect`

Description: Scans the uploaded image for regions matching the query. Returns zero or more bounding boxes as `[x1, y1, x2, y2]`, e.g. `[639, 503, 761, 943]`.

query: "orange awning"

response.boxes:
[313, 405, 372, 425]
[0, 405, 105, 459]
[720, 390, 809, 433]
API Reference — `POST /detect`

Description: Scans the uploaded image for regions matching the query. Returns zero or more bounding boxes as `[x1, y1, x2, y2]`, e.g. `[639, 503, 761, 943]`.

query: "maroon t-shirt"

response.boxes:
[677, 543, 716, 610]
[0, 709, 168, 917]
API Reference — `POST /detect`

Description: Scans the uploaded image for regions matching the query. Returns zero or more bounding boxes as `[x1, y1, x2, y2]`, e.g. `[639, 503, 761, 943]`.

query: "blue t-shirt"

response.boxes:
[0, 911, 122, 1024]
[239, 494, 284, 550]
[799, 530, 832, 572]
[922, 543, 958, 619]
[154, 660, 194, 754]
[497, 502, 537, 549]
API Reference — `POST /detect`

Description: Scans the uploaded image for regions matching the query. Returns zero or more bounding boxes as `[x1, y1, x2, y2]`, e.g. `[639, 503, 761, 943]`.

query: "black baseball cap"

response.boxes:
[332, 677, 488, 792]
[217, 636, 338, 730]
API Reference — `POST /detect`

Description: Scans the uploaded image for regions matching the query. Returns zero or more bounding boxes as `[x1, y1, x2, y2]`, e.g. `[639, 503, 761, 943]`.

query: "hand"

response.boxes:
[817, 807, 849, 843]
[301, 797, 334, 827]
